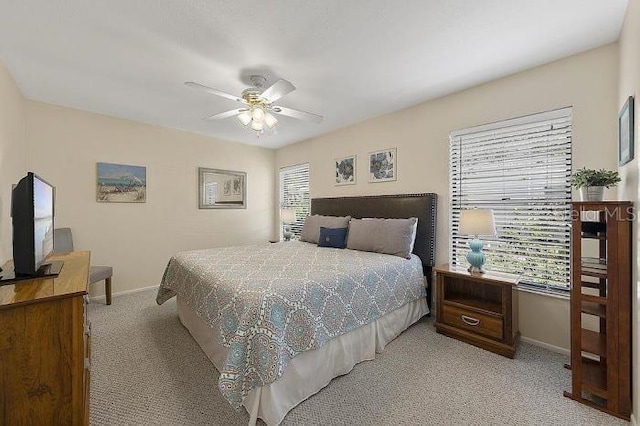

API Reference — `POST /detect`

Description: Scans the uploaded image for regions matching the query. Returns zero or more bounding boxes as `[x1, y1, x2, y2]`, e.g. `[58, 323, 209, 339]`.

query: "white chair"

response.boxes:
[53, 228, 113, 305]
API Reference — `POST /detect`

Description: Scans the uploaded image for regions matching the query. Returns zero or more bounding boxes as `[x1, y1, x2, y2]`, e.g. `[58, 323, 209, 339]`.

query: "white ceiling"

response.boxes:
[0, 1, 629, 149]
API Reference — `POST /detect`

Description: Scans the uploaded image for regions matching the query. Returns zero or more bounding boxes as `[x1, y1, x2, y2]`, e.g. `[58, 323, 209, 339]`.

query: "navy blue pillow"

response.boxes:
[317, 227, 348, 249]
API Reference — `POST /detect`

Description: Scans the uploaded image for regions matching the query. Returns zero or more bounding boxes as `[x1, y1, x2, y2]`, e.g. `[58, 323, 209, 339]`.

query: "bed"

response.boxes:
[156, 193, 437, 425]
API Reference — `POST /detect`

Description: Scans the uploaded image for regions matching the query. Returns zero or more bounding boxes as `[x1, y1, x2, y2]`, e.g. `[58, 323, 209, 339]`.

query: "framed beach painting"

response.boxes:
[369, 148, 396, 183]
[199, 167, 246, 209]
[96, 162, 147, 203]
[618, 96, 635, 166]
[335, 155, 356, 185]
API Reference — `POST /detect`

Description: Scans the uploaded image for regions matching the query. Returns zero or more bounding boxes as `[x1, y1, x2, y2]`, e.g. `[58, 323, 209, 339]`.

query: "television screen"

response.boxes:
[11, 172, 55, 276]
[33, 175, 54, 267]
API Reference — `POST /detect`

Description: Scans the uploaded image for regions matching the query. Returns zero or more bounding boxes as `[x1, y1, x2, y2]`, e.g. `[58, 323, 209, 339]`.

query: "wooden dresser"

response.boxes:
[0, 251, 91, 426]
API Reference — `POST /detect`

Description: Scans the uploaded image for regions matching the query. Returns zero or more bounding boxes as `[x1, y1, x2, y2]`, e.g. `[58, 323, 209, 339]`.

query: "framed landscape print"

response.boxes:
[335, 155, 356, 185]
[619, 96, 635, 166]
[369, 148, 396, 183]
[96, 162, 146, 203]
[199, 167, 246, 209]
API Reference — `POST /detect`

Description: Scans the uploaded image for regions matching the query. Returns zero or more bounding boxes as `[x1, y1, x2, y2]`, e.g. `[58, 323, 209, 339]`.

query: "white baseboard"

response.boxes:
[520, 336, 570, 356]
[90, 284, 159, 303]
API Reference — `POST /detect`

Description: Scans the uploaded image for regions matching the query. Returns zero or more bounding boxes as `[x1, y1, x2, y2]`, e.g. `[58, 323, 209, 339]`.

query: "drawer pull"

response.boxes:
[461, 315, 480, 326]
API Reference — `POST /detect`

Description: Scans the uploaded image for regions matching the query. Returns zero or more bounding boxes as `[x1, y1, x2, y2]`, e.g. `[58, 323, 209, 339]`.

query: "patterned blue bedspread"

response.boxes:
[156, 241, 426, 408]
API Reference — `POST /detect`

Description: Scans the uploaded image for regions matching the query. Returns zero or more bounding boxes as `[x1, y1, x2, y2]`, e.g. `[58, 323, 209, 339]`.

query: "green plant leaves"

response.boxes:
[570, 167, 621, 188]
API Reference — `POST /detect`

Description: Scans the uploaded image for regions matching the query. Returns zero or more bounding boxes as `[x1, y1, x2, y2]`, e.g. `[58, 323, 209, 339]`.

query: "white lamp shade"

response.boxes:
[458, 209, 496, 236]
[281, 207, 297, 224]
[264, 112, 278, 129]
[251, 120, 264, 131]
[252, 107, 265, 122]
[237, 111, 252, 126]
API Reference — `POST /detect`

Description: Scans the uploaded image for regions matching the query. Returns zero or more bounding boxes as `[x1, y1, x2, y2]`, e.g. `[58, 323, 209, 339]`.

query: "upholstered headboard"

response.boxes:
[311, 193, 437, 309]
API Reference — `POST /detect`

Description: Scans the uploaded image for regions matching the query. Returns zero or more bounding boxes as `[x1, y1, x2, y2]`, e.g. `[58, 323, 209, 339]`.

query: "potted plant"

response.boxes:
[570, 167, 621, 201]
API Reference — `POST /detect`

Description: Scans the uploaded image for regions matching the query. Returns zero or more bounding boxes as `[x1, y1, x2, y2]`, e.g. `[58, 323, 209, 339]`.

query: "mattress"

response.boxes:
[178, 295, 428, 425]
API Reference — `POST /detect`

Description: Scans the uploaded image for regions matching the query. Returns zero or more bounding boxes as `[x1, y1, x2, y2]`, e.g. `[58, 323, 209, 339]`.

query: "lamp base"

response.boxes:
[466, 237, 487, 274]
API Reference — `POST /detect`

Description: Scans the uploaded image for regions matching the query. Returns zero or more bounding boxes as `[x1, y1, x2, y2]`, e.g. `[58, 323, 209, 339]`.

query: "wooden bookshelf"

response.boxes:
[563, 201, 632, 420]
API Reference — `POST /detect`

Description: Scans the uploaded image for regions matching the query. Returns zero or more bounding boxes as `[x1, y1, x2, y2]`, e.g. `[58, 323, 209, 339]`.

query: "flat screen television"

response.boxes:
[11, 172, 58, 276]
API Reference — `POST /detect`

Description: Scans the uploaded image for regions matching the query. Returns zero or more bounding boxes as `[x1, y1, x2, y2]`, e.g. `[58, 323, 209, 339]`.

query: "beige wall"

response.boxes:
[0, 60, 26, 264]
[617, 0, 640, 421]
[25, 101, 275, 296]
[276, 44, 620, 350]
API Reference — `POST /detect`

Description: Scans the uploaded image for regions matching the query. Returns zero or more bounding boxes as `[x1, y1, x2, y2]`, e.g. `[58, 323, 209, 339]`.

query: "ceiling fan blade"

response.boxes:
[260, 79, 296, 103]
[185, 82, 247, 104]
[271, 106, 324, 124]
[203, 108, 246, 120]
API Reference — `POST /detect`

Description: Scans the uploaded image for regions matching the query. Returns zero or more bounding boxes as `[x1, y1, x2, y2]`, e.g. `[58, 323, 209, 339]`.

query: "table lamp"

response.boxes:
[458, 209, 496, 273]
[281, 207, 297, 241]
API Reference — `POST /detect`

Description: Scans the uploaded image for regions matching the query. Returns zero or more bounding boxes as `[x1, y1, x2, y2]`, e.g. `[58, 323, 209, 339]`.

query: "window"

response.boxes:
[450, 107, 572, 294]
[279, 163, 310, 238]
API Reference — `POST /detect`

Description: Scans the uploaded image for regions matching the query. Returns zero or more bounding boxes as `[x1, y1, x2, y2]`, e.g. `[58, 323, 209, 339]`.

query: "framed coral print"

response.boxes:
[369, 148, 396, 183]
[335, 155, 356, 185]
[619, 96, 635, 166]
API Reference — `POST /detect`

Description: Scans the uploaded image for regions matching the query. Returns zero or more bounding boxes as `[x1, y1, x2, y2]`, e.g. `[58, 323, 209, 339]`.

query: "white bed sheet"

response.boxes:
[177, 295, 428, 425]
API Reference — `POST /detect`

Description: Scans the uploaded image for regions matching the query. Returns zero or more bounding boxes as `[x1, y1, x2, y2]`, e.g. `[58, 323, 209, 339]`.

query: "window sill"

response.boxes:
[516, 285, 569, 301]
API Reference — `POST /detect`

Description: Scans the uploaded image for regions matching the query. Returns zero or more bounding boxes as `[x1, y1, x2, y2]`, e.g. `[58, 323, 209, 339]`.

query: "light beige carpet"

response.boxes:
[89, 289, 626, 425]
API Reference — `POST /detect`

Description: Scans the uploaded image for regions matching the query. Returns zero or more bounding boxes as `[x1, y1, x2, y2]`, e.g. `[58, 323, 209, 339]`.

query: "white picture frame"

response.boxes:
[335, 155, 356, 185]
[368, 148, 396, 183]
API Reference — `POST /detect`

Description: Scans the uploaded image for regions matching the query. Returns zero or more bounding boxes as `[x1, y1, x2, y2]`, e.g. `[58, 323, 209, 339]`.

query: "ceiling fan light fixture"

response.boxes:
[237, 111, 252, 126]
[186, 76, 323, 137]
[264, 112, 278, 129]
[252, 106, 266, 123]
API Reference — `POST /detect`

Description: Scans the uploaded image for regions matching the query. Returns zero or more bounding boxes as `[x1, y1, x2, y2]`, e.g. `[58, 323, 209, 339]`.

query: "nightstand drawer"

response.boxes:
[442, 304, 503, 340]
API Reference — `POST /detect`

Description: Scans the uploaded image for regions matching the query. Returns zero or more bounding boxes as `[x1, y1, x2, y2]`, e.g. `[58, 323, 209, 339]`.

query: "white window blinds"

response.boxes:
[449, 107, 572, 294]
[280, 163, 310, 238]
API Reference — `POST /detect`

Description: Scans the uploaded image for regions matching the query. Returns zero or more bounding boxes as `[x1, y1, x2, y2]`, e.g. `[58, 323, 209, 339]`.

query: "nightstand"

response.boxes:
[434, 264, 520, 358]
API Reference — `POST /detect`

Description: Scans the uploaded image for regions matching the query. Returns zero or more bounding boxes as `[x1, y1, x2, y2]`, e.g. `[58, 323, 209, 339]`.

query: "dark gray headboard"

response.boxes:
[311, 193, 438, 309]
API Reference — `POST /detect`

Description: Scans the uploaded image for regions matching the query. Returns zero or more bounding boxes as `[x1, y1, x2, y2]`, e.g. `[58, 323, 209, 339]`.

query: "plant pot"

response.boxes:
[579, 186, 604, 201]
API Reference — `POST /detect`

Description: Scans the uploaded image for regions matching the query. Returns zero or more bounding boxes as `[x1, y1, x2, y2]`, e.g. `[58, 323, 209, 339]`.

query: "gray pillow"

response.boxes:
[346, 217, 418, 259]
[300, 215, 352, 244]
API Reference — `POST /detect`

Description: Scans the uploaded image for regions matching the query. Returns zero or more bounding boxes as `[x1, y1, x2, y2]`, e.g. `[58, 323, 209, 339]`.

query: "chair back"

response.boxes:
[54, 228, 74, 253]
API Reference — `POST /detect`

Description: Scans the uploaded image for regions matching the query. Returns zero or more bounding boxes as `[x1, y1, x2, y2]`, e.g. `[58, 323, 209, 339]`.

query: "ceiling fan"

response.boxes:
[185, 75, 324, 135]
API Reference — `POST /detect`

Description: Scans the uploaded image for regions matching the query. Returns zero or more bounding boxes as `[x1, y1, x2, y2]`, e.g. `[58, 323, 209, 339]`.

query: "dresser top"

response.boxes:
[0, 251, 90, 309]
